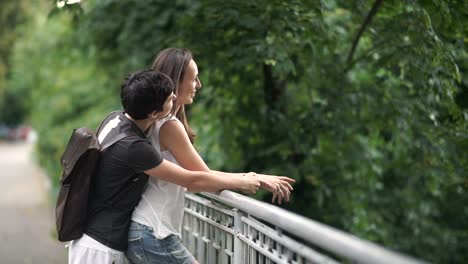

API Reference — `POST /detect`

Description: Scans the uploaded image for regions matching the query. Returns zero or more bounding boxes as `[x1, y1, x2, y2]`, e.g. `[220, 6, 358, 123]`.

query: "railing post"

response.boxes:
[233, 208, 246, 264]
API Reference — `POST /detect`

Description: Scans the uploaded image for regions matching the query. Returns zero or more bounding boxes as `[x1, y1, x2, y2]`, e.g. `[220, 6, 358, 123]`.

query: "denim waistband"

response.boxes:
[129, 221, 154, 232]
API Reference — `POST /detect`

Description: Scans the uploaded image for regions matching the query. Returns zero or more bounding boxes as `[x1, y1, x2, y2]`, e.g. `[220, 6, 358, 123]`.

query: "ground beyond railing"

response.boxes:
[182, 190, 426, 264]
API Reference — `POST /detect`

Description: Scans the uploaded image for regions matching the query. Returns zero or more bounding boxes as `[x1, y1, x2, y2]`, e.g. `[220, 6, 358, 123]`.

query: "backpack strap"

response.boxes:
[96, 110, 123, 135]
[101, 132, 131, 151]
[96, 110, 131, 151]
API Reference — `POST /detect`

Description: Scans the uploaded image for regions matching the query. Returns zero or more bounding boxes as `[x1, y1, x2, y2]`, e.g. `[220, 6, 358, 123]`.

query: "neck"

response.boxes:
[125, 113, 154, 133]
[174, 104, 182, 115]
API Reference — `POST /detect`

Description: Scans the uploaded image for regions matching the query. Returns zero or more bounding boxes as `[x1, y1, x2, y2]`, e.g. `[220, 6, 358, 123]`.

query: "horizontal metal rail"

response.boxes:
[182, 190, 427, 264]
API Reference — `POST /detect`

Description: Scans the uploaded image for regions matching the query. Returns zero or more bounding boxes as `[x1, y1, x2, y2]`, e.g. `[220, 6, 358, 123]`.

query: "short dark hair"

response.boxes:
[120, 70, 174, 120]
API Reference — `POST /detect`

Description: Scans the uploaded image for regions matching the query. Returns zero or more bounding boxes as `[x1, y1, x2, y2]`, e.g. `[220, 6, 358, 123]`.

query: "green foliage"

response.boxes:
[0, 0, 28, 125]
[4, 0, 467, 262]
[8, 3, 119, 181]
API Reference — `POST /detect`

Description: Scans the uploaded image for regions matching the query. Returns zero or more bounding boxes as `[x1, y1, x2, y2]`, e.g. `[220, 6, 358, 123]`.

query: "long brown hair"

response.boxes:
[151, 48, 196, 143]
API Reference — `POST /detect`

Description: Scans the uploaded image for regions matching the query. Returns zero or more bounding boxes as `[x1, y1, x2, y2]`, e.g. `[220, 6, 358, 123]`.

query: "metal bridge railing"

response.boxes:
[182, 190, 427, 264]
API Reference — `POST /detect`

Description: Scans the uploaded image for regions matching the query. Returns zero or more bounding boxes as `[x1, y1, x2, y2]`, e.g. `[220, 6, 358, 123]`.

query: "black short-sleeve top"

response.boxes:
[85, 111, 162, 251]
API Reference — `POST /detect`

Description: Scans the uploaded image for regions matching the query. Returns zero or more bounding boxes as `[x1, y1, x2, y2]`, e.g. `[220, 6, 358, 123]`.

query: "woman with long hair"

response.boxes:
[126, 48, 295, 264]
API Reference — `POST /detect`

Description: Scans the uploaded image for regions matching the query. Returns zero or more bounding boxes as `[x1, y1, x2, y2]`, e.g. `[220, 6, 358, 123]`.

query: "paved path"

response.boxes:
[0, 142, 67, 264]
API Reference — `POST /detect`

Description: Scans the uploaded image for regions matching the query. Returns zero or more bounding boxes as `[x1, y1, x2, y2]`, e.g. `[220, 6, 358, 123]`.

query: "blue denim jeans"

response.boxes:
[126, 221, 195, 264]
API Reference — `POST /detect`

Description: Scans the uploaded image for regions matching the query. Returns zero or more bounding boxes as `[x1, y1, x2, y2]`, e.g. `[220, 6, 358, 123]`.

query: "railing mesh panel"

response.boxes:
[183, 193, 338, 264]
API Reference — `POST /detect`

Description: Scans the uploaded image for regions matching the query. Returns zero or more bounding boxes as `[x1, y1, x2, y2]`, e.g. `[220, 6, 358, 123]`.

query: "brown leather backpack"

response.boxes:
[55, 112, 128, 242]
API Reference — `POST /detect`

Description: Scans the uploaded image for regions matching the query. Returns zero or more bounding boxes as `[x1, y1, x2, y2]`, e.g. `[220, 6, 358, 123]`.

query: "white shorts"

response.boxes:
[68, 234, 129, 264]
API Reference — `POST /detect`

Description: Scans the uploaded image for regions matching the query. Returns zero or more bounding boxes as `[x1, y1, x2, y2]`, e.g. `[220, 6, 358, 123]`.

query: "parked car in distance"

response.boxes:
[0, 124, 32, 141]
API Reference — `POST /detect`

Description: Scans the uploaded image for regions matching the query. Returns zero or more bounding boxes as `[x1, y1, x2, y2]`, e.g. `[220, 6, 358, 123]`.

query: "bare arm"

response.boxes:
[144, 160, 259, 194]
[159, 119, 211, 172]
[159, 119, 295, 203]
[212, 171, 294, 204]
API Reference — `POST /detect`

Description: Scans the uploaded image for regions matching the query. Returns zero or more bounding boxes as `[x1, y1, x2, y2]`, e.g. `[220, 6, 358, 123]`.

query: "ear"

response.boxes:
[148, 110, 159, 119]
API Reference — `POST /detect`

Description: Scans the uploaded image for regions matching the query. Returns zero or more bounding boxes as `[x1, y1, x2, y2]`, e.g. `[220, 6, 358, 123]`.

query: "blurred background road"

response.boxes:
[0, 141, 67, 264]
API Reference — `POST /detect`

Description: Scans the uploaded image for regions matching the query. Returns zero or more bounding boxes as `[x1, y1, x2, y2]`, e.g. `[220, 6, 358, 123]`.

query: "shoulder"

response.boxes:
[125, 136, 163, 171]
[124, 136, 153, 149]
[148, 116, 183, 144]
[161, 116, 183, 130]
[157, 115, 181, 129]
[150, 115, 181, 135]
[126, 137, 162, 161]
[114, 136, 153, 153]
[159, 117, 187, 140]
[103, 136, 161, 165]
[158, 116, 194, 154]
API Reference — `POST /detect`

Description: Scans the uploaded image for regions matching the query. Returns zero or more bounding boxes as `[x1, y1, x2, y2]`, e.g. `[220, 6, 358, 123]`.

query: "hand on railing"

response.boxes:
[255, 173, 295, 204]
[239, 172, 261, 195]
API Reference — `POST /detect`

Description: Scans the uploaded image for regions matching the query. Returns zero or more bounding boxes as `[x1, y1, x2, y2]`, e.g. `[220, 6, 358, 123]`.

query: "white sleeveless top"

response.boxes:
[131, 116, 186, 239]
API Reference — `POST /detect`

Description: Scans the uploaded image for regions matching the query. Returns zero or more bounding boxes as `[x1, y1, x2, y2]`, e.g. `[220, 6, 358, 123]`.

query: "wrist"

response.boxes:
[237, 175, 250, 193]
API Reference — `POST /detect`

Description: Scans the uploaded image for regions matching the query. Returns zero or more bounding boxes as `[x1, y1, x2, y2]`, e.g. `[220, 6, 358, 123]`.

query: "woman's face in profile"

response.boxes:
[178, 59, 202, 105]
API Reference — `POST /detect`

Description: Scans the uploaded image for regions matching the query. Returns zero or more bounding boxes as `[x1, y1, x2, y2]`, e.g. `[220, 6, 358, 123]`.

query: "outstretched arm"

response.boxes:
[144, 160, 260, 194]
[159, 119, 295, 204]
